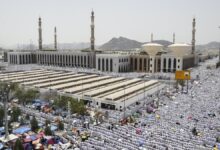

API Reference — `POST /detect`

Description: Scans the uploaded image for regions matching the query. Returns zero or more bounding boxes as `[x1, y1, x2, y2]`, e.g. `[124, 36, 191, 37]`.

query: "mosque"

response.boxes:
[7, 11, 197, 73]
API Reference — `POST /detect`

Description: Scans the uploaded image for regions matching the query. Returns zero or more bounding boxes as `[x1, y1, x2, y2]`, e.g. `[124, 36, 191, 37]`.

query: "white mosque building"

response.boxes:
[6, 11, 197, 73]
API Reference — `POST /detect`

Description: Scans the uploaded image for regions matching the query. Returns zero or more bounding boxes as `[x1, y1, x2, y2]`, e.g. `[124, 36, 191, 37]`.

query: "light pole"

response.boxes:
[123, 85, 126, 119]
[2, 84, 10, 139]
[144, 75, 146, 100]
[219, 26, 220, 62]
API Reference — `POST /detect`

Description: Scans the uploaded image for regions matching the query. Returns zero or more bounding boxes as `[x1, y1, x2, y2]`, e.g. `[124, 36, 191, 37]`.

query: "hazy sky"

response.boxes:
[0, 0, 220, 48]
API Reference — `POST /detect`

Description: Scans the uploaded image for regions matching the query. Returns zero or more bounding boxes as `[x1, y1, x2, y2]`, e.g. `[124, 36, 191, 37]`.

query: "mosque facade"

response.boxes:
[7, 11, 197, 73]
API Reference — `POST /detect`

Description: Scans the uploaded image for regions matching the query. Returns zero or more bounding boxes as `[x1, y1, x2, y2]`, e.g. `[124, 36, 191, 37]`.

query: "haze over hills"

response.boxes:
[5, 42, 90, 51]
[1, 37, 219, 52]
[99, 37, 220, 51]
[196, 41, 220, 51]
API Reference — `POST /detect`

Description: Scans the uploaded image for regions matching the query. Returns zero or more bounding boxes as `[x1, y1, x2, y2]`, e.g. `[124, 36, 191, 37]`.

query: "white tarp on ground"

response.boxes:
[0, 134, 18, 143]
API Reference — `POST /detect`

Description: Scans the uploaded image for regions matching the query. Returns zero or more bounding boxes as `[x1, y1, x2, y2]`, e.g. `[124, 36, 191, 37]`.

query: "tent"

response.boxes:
[0, 134, 18, 143]
[47, 138, 55, 145]
[0, 127, 4, 133]
[13, 126, 31, 134]
[50, 125, 58, 131]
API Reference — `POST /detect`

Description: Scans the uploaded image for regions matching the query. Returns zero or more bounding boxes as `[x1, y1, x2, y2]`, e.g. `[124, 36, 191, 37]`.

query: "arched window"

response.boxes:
[134, 58, 137, 71]
[88, 56, 90, 68]
[72, 56, 74, 66]
[98, 58, 100, 70]
[163, 58, 166, 72]
[168, 58, 171, 72]
[26, 55, 28, 64]
[106, 59, 109, 71]
[130, 58, 133, 70]
[139, 58, 142, 71]
[102, 58, 105, 71]
[144, 58, 147, 71]
[147, 59, 150, 72]
[158, 59, 161, 72]
[23, 55, 25, 64]
[81, 56, 83, 67]
[19, 55, 21, 64]
[78, 56, 80, 67]
[173, 58, 176, 72]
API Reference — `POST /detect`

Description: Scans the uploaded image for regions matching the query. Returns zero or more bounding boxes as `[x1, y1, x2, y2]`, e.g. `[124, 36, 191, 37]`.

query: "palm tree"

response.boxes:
[13, 138, 24, 150]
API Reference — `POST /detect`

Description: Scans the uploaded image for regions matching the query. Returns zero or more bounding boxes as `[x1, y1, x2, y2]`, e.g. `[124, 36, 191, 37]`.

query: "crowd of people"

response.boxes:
[1, 57, 219, 149]
[79, 58, 220, 150]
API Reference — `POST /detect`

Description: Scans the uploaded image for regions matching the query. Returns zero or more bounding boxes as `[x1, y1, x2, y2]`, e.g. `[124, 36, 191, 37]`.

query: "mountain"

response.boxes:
[99, 37, 143, 50]
[99, 36, 172, 50]
[196, 41, 220, 51]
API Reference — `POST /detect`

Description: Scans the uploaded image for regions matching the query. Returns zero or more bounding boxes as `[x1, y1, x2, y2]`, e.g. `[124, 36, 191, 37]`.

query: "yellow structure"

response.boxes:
[175, 70, 190, 80]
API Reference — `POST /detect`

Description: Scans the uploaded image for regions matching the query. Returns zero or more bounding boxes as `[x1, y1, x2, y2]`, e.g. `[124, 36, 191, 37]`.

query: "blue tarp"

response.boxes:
[32, 99, 49, 106]
[32, 99, 42, 104]
[0, 127, 4, 132]
[30, 135, 37, 141]
[50, 125, 57, 131]
[13, 126, 31, 134]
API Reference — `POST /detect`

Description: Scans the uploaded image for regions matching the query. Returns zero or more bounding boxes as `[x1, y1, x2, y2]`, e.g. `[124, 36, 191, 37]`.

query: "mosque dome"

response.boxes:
[168, 43, 192, 56]
[142, 43, 163, 56]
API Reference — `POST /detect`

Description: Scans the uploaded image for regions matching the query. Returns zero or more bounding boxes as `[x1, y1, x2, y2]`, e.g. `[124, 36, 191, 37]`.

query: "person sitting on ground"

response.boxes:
[192, 127, 198, 136]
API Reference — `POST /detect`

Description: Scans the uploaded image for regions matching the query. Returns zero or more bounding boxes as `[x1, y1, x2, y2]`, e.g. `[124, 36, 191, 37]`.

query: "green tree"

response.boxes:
[53, 95, 86, 115]
[14, 86, 25, 104]
[13, 138, 24, 150]
[25, 114, 30, 120]
[40, 90, 57, 102]
[0, 81, 19, 101]
[30, 116, 39, 132]
[0, 106, 4, 126]
[58, 121, 64, 130]
[71, 99, 86, 115]
[20, 117, 25, 126]
[53, 95, 69, 109]
[25, 89, 39, 104]
[44, 126, 52, 136]
[10, 107, 21, 122]
[15, 88, 38, 105]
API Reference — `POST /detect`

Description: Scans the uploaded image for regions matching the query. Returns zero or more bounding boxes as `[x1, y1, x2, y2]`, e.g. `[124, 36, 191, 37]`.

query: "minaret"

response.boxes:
[38, 17, 42, 50]
[192, 17, 196, 54]
[151, 33, 153, 42]
[90, 10, 95, 51]
[54, 27, 57, 50]
[173, 33, 175, 43]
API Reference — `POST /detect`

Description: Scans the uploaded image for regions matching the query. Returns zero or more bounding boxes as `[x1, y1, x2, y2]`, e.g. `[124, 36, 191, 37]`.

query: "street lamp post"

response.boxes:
[3, 84, 10, 139]
[123, 85, 126, 119]
[144, 76, 146, 100]
[219, 26, 220, 62]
